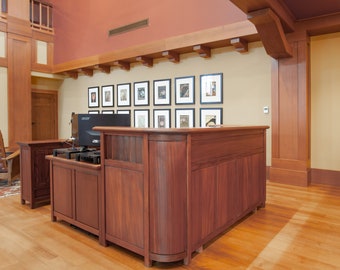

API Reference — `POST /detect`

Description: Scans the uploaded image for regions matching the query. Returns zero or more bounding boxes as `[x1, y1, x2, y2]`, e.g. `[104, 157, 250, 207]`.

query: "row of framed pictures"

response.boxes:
[88, 73, 223, 108]
[88, 108, 222, 128]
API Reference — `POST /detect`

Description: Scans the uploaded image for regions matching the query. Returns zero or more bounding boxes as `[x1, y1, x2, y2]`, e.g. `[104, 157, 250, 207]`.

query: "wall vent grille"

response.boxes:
[108, 19, 149, 36]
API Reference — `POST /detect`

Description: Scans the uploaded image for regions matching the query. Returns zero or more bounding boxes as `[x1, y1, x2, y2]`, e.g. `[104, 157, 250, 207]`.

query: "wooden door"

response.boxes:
[32, 90, 58, 140]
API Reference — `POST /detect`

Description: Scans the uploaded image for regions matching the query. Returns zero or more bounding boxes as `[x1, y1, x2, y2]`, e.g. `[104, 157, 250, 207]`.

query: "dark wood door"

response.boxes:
[32, 90, 58, 140]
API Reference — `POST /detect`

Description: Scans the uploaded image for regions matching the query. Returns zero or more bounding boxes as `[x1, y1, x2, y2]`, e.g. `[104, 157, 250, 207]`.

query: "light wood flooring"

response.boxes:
[1, 181, 340, 269]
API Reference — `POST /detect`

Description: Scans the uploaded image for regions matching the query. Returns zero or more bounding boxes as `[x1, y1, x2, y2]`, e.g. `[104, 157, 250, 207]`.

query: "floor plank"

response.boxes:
[1, 181, 340, 269]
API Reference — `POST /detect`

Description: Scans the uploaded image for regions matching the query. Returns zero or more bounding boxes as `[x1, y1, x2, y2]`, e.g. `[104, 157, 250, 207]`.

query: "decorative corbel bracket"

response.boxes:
[136, 56, 153, 67]
[162, 51, 180, 63]
[96, 64, 111, 74]
[80, 68, 93, 77]
[230, 37, 248, 53]
[114, 60, 130, 71]
[193, 45, 211, 58]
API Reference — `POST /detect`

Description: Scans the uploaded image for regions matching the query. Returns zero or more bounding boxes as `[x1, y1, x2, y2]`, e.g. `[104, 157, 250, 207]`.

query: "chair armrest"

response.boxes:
[5, 149, 20, 160]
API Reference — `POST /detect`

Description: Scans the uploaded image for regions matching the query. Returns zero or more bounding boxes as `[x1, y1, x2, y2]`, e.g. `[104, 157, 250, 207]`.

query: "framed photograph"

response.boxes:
[153, 109, 171, 128]
[101, 85, 114, 107]
[102, 110, 114, 114]
[117, 83, 131, 107]
[134, 109, 149, 128]
[88, 86, 99, 108]
[200, 73, 223, 104]
[88, 110, 99, 114]
[153, 79, 171, 105]
[200, 108, 222, 127]
[117, 110, 130, 115]
[134, 81, 149, 106]
[175, 109, 195, 128]
[175, 76, 195, 104]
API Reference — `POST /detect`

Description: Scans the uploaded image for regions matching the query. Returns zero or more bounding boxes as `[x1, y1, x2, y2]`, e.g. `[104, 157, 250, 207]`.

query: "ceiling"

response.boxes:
[282, 0, 340, 21]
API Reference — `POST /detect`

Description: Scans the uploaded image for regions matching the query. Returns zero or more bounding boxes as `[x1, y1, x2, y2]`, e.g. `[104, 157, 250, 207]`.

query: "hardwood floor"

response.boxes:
[1, 181, 340, 269]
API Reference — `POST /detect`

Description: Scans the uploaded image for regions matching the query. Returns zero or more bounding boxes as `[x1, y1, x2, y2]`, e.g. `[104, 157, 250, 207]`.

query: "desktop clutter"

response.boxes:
[52, 113, 131, 164]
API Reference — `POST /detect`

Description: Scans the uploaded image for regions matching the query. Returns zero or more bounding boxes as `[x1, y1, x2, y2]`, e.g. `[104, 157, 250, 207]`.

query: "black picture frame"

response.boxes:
[134, 81, 149, 106]
[153, 79, 171, 105]
[117, 83, 131, 107]
[175, 76, 195, 105]
[88, 86, 99, 108]
[134, 109, 149, 128]
[200, 108, 222, 127]
[175, 108, 195, 128]
[200, 73, 223, 104]
[101, 85, 114, 107]
[153, 109, 171, 128]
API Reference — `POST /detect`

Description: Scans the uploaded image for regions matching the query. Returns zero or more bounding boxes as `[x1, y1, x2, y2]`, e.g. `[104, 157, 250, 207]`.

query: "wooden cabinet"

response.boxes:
[18, 140, 67, 208]
[94, 126, 268, 266]
[47, 156, 104, 242]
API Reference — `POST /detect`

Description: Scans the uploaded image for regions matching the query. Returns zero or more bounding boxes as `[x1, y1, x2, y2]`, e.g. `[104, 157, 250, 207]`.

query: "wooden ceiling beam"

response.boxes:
[229, 0, 295, 32]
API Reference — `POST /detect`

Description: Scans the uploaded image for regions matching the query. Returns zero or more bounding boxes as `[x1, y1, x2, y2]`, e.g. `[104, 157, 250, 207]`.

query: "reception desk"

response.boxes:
[93, 125, 268, 266]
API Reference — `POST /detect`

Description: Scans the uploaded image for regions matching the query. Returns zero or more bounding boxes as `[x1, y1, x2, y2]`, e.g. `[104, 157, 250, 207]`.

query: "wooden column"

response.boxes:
[270, 31, 311, 186]
[7, 1, 32, 147]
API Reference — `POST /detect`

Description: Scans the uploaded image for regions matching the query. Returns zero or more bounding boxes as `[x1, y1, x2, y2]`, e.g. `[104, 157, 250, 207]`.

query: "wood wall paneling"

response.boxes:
[270, 34, 311, 186]
[7, 33, 32, 147]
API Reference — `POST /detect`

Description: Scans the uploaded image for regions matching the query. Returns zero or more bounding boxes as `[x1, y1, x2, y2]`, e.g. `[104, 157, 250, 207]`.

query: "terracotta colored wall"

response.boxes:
[49, 0, 246, 64]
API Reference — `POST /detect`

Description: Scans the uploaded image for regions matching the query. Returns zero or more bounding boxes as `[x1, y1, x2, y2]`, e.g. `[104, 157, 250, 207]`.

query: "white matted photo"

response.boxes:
[200, 73, 223, 104]
[117, 83, 131, 106]
[88, 86, 99, 108]
[175, 76, 195, 104]
[175, 108, 195, 128]
[153, 109, 171, 128]
[134, 81, 149, 106]
[134, 109, 149, 128]
[101, 85, 114, 107]
[200, 108, 222, 127]
[153, 79, 171, 105]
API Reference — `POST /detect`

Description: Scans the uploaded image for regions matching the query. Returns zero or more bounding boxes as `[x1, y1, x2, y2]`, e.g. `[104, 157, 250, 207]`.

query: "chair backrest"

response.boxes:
[0, 130, 7, 169]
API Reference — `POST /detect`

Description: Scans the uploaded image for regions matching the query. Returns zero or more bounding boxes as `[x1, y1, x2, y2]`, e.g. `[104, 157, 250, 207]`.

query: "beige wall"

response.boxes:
[311, 32, 340, 171]
[58, 42, 272, 163]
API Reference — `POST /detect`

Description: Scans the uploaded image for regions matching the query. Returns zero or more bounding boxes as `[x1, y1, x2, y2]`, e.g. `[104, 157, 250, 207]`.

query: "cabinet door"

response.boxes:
[75, 170, 99, 229]
[52, 165, 73, 218]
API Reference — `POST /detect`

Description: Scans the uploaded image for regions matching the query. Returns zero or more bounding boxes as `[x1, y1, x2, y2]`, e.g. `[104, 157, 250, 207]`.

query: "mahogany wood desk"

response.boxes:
[93, 125, 268, 266]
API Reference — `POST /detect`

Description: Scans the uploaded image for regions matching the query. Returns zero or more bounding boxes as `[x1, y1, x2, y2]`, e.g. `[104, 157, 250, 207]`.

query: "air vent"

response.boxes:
[108, 19, 149, 37]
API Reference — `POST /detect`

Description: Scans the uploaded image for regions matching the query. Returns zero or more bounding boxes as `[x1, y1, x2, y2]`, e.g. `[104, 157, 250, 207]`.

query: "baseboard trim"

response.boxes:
[311, 168, 340, 186]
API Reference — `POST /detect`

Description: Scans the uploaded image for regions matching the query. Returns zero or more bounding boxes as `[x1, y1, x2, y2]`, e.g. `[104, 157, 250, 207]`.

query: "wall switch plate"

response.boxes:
[263, 106, 269, 114]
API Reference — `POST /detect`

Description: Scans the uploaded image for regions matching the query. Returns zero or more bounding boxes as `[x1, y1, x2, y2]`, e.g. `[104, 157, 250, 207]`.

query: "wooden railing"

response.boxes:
[30, 0, 53, 33]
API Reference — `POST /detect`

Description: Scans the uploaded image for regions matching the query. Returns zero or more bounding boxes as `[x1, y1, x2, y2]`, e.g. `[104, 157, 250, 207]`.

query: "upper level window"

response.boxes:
[1, 0, 7, 14]
[30, 0, 53, 32]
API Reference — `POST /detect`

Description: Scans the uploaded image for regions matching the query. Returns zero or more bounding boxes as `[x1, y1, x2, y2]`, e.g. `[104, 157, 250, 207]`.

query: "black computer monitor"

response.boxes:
[72, 113, 130, 148]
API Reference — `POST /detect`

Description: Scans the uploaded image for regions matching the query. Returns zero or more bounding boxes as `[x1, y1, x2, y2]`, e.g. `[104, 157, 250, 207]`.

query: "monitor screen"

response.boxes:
[72, 113, 130, 148]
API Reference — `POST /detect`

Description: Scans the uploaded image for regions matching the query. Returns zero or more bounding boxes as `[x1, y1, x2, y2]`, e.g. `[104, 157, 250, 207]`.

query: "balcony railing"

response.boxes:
[30, 0, 53, 32]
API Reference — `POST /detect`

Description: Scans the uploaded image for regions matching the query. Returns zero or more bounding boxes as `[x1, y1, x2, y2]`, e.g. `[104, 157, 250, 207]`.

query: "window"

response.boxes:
[30, 0, 53, 32]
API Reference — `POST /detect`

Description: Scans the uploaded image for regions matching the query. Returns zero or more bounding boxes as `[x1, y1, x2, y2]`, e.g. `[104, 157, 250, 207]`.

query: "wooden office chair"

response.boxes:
[0, 130, 20, 186]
